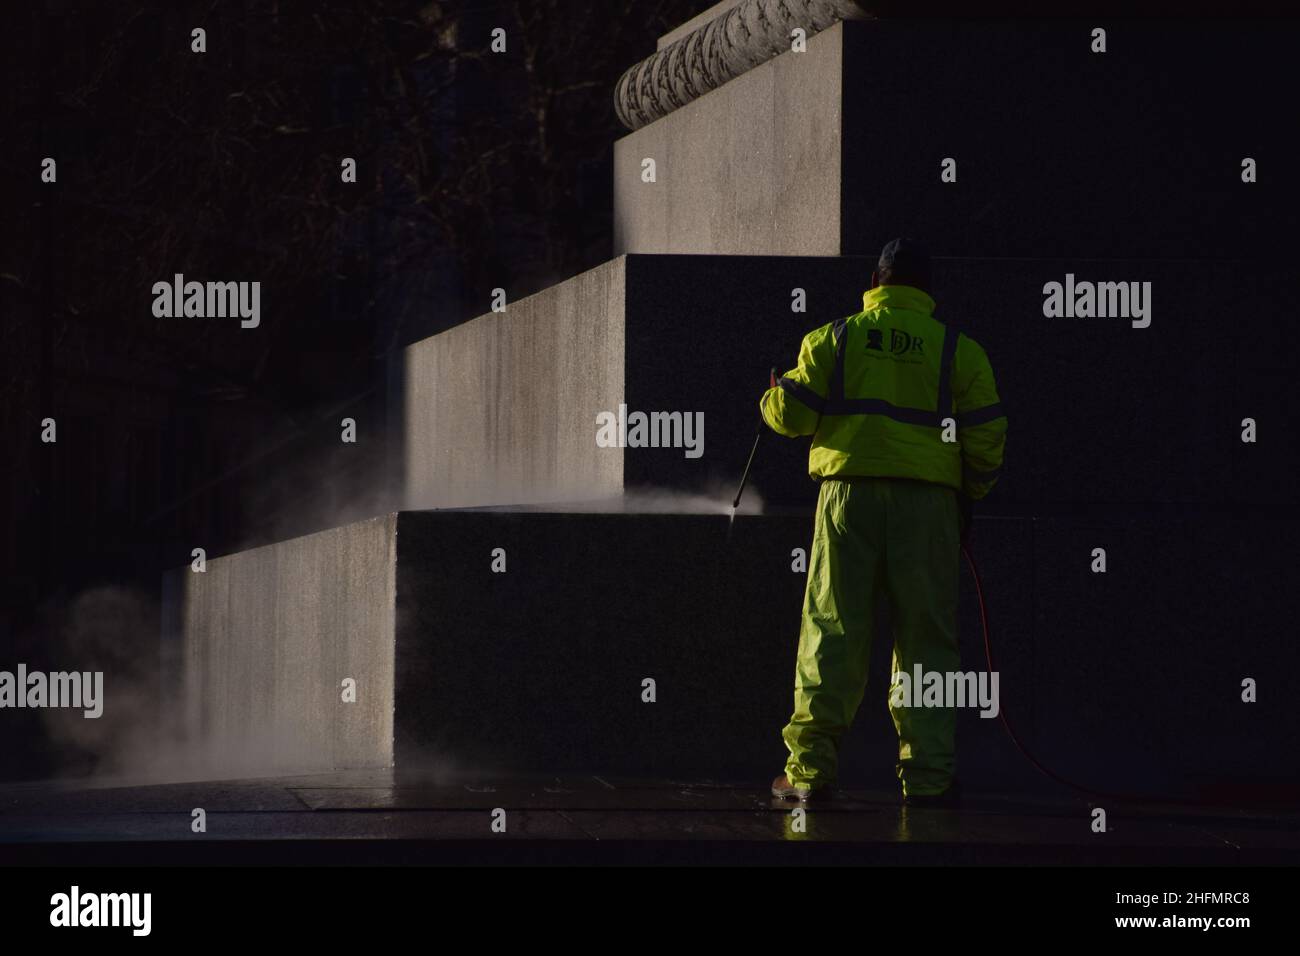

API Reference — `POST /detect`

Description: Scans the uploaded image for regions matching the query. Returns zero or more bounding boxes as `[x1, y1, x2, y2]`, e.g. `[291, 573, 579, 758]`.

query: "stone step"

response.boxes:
[397, 253, 1293, 512]
[164, 510, 1297, 795]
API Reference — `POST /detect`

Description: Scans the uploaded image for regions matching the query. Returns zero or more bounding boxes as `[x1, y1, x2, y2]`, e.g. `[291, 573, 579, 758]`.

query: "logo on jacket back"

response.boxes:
[864, 328, 923, 355]
[889, 329, 923, 355]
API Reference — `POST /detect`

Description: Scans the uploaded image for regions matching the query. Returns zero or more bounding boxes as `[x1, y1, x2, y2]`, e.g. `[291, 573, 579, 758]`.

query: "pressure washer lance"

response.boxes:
[729, 368, 775, 537]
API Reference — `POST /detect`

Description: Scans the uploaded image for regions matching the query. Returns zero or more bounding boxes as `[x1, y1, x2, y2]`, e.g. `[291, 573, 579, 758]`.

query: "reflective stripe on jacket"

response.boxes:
[760, 284, 1007, 500]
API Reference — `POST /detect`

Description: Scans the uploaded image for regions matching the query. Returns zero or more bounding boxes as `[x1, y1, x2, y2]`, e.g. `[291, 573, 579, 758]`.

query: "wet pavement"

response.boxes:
[2, 770, 1297, 865]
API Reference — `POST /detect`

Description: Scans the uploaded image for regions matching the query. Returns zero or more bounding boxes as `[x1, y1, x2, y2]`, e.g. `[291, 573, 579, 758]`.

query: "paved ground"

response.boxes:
[2, 770, 1297, 865]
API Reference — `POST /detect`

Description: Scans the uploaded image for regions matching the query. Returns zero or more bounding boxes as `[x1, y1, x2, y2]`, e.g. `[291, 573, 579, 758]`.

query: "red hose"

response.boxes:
[962, 543, 1214, 808]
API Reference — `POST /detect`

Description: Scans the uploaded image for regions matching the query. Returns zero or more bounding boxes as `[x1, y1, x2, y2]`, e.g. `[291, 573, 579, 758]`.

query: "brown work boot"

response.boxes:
[771, 774, 830, 803]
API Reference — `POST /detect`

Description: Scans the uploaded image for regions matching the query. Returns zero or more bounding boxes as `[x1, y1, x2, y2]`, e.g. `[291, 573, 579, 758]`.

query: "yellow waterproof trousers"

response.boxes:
[782, 477, 960, 797]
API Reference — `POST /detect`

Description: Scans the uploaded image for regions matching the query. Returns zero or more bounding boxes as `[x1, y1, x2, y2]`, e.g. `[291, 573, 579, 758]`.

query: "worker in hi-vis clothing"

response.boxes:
[763, 238, 1007, 807]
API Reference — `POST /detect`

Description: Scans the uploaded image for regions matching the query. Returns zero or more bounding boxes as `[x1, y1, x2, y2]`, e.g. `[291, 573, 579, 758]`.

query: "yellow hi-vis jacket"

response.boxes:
[761, 285, 1007, 500]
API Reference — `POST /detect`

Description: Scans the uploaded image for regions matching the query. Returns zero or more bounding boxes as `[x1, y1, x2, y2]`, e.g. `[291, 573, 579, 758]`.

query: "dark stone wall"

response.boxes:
[619, 255, 1295, 514]
[393, 510, 1298, 796]
[841, 20, 1298, 261]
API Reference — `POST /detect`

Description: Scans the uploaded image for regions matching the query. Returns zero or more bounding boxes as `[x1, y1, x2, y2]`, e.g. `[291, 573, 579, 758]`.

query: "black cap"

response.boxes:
[877, 237, 931, 290]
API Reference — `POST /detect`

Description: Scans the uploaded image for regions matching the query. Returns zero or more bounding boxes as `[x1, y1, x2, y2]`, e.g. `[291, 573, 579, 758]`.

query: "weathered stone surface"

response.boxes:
[400, 258, 626, 511]
[162, 516, 396, 778]
[657, 0, 747, 50]
[615, 0, 871, 131]
[615, 24, 844, 258]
